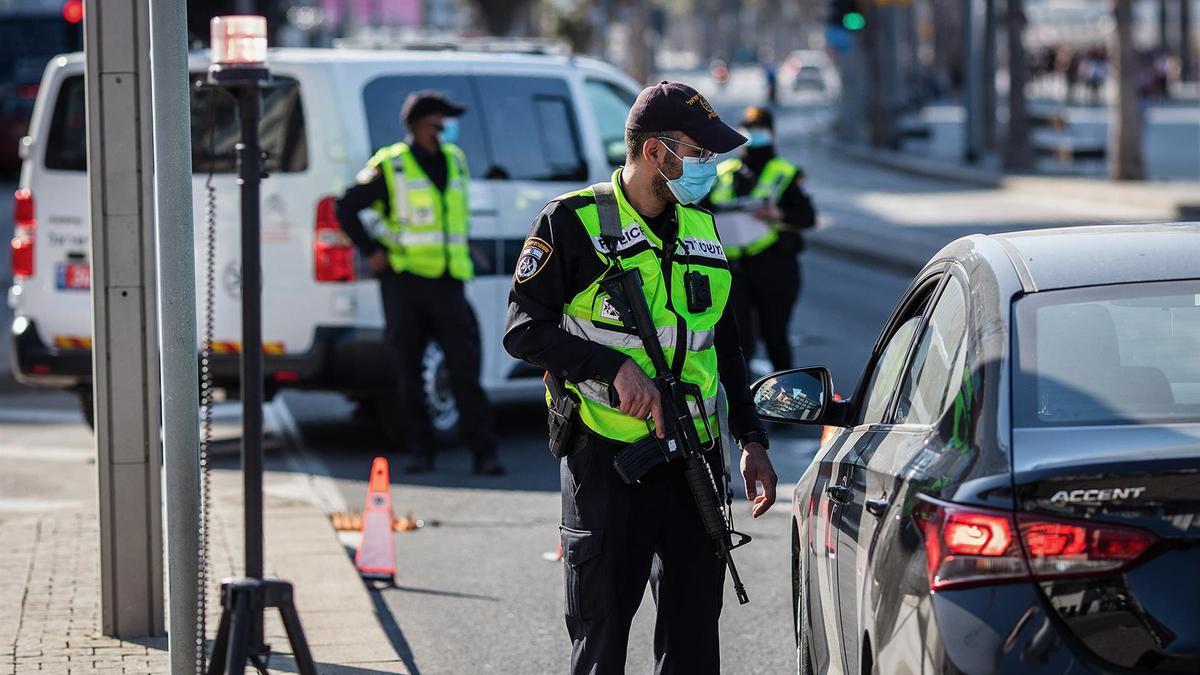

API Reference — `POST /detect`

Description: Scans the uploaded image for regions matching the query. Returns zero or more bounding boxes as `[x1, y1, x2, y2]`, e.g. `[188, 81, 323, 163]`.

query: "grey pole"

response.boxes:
[85, 0, 165, 637]
[962, 0, 984, 162]
[148, 0, 200, 671]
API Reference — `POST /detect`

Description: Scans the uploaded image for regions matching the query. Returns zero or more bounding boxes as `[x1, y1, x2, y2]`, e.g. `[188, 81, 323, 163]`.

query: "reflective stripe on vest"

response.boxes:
[553, 168, 731, 445]
[367, 142, 474, 281]
[709, 156, 799, 259]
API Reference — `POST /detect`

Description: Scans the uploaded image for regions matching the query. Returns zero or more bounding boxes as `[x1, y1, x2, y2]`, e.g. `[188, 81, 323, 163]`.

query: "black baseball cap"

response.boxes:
[402, 90, 466, 125]
[626, 81, 747, 154]
[740, 105, 775, 130]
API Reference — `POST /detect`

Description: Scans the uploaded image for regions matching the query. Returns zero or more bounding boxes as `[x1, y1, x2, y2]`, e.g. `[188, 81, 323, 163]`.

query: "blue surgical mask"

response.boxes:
[659, 148, 718, 205]
[744, 127, 773, 148]
[440, 118, 460, 145]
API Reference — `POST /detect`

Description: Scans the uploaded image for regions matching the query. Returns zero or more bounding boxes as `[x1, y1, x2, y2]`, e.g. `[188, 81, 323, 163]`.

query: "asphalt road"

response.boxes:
[273, 249, 912, 675]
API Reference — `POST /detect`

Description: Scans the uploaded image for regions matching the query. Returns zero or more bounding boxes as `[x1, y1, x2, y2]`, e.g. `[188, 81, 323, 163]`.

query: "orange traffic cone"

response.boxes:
[355, 457, 396, 582]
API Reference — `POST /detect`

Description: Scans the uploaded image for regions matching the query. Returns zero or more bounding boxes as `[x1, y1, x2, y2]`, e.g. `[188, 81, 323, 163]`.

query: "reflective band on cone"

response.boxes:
[355, 456, 397, 580]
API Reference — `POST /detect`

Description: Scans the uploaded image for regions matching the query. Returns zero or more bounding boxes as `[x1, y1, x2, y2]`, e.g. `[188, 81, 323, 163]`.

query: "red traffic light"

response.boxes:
[62, 0, 83, 24]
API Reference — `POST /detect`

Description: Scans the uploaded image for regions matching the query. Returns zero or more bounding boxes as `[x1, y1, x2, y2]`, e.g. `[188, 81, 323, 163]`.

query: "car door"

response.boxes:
[824, 268, 944, 675]
[842, 269, 971, 674]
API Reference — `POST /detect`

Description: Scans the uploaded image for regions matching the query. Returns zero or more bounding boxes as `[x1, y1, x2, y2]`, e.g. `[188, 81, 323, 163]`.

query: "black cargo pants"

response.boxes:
[559, 434, 727, 675]
[378, 270, 496, 459]
[730, 238, 801, 371]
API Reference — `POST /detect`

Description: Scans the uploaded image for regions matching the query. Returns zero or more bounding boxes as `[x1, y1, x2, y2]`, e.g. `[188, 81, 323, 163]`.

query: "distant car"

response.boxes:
[781, 50, 836, 93]
[10, 47, 639, 429]
[752, 225, 1200, 674]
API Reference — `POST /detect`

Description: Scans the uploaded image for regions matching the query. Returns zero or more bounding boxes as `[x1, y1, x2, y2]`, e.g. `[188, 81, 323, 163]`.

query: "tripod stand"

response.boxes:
[203, 32, 316, 675]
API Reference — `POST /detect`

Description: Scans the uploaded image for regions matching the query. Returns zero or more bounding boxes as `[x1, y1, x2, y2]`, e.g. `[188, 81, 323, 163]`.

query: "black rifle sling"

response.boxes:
[591, 181, 623, 258]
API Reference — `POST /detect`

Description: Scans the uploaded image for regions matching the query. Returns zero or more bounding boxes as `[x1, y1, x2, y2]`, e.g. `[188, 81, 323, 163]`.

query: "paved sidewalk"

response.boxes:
[0, 395, 407, 674]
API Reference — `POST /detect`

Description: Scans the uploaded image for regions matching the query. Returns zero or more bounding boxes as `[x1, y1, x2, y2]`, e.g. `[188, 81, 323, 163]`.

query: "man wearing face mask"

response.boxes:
[503, 82, 776, 674]
[335, 90, 503, 476]
[705, 105, 816, 373]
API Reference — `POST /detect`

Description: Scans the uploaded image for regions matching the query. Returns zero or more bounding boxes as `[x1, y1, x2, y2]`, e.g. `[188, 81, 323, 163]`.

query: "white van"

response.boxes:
[9, 47, 640, 430]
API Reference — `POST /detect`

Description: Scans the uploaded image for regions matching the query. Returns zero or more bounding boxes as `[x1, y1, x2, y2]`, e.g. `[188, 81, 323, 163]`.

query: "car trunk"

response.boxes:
[1012, 425, 1200, 672]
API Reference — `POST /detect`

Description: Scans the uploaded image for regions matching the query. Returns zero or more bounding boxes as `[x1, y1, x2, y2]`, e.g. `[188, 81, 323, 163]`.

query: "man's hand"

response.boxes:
[368, 249, 389, 276]
[740, 442, 777, 518]
[612, 359, 665, 437]
[753, 203, 782, 223]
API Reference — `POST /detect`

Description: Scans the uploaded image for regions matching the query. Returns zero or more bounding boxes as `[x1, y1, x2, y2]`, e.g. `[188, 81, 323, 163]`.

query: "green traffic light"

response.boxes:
[843, 12, 866, 31]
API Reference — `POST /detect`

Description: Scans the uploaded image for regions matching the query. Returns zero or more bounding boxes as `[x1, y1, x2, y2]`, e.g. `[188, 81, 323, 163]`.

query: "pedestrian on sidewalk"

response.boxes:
[503, 81, 777, 674]
[335, 91, 504, 476]
[704, 105, 817, 374]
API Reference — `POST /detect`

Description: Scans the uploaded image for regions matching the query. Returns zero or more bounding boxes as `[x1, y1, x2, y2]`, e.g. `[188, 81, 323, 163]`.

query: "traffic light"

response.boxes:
[828, 0, 866, 32]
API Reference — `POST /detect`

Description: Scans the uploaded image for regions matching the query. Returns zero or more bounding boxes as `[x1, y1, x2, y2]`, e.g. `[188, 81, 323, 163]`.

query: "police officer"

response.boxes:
[503, 82, 777, 674]
[336, 91, 504, 476]
[705, 105, 816, 372]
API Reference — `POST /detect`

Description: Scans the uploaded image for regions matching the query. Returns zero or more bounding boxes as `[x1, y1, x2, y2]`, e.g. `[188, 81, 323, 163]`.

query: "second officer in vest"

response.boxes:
[705, 105, 816, 373]
[336, 90, 503, 475]
[504, 82, 778, 674]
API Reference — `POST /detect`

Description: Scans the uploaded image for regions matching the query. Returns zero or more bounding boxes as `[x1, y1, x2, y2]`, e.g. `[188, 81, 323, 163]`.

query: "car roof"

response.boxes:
[52, 47, 628, 78]
[993, 223, 1200, 291]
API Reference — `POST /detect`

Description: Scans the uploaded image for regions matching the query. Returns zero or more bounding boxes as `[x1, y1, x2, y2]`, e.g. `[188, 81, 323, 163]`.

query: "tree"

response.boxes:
[1003, 0, 1033, 170]
[1109, 0, 1145, 180]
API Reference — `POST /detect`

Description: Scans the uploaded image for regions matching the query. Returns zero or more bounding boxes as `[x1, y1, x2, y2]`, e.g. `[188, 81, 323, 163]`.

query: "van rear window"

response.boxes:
[43, 74, 309, 174]
[363, 74, 586, 182]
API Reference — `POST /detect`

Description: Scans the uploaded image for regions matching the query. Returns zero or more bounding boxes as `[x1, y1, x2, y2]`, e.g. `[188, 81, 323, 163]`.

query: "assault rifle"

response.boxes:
[599, 267, 752, 605]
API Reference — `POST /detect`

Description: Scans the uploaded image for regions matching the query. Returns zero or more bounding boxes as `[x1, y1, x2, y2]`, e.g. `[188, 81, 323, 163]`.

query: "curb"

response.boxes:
[829, 141, 1200, 219]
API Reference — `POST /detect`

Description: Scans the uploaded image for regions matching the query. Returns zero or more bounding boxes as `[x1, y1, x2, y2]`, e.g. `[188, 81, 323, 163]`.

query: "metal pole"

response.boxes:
[149, 0, 200, 670]
[962, 0, 983, 162]
[236, 84, 266, 646]
[85, 0, 165, 638]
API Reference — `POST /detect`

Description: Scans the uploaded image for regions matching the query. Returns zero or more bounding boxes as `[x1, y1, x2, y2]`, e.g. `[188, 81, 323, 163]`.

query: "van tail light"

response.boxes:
[12, 189, 35, 278]
[314, 195, 354, 282]
[915, 498, 1157, 591]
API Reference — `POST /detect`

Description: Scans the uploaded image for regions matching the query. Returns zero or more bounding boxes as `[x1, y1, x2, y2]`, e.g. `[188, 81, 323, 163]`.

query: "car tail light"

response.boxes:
[916, 498, 1159, 591]
[12, 189, 35, 278]
[313, 195, 353, 282]
[1018, 513, 1156, 579]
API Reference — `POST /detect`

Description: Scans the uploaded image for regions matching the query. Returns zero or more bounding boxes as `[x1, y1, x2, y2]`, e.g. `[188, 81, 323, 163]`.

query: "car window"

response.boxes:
[44, 76, 87, 171]
[45, 74, 310, 174]
[860, 316, 923, 425]
[473, 75, 587, 182]
[362, 74, 490, 178]
[1014, 280, 1200, 426]
[895, 277, 968, 425]
[584, 79, 637, 168]
[192, 75, 308, 173]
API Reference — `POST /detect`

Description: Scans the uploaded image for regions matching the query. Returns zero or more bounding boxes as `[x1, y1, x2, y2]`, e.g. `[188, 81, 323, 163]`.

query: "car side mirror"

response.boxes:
[751, 366, 847, 426]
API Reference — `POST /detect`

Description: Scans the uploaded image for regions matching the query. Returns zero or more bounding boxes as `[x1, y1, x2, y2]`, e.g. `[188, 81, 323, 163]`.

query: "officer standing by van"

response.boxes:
[336, 91, 504, 476]
[705, 105, 816, 372]
[503, 82, 777, 674]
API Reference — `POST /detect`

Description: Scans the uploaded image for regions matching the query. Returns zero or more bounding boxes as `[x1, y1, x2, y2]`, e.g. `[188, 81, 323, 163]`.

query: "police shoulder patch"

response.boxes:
[515, 237, 553, 284]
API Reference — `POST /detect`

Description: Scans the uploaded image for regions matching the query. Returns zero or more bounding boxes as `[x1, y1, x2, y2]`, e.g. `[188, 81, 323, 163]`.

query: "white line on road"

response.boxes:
[269, 397, 349, 514]
[0, 445, 94, 462]
[0, 497, 84, 513]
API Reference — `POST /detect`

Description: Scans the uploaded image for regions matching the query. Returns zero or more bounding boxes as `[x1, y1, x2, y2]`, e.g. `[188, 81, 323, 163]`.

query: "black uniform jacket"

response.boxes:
[701, 146, 817, 250]
[334, 142, 450, 260]
[502, 192, 767, 445]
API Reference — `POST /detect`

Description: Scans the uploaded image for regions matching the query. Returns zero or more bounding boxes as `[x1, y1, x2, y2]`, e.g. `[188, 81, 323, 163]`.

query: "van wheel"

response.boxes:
[422, 344, 459, 441]
[78, 388, 95, 431]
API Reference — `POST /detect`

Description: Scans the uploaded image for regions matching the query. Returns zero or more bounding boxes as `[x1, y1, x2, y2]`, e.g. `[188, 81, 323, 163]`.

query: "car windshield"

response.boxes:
[1013, 280, 1200, 426]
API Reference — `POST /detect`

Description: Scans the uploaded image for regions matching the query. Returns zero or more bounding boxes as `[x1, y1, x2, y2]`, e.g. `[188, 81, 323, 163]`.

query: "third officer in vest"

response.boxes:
[504, 82, 777, 674]
[705, 105, 816, 373]
[336, 91, 503, 475]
